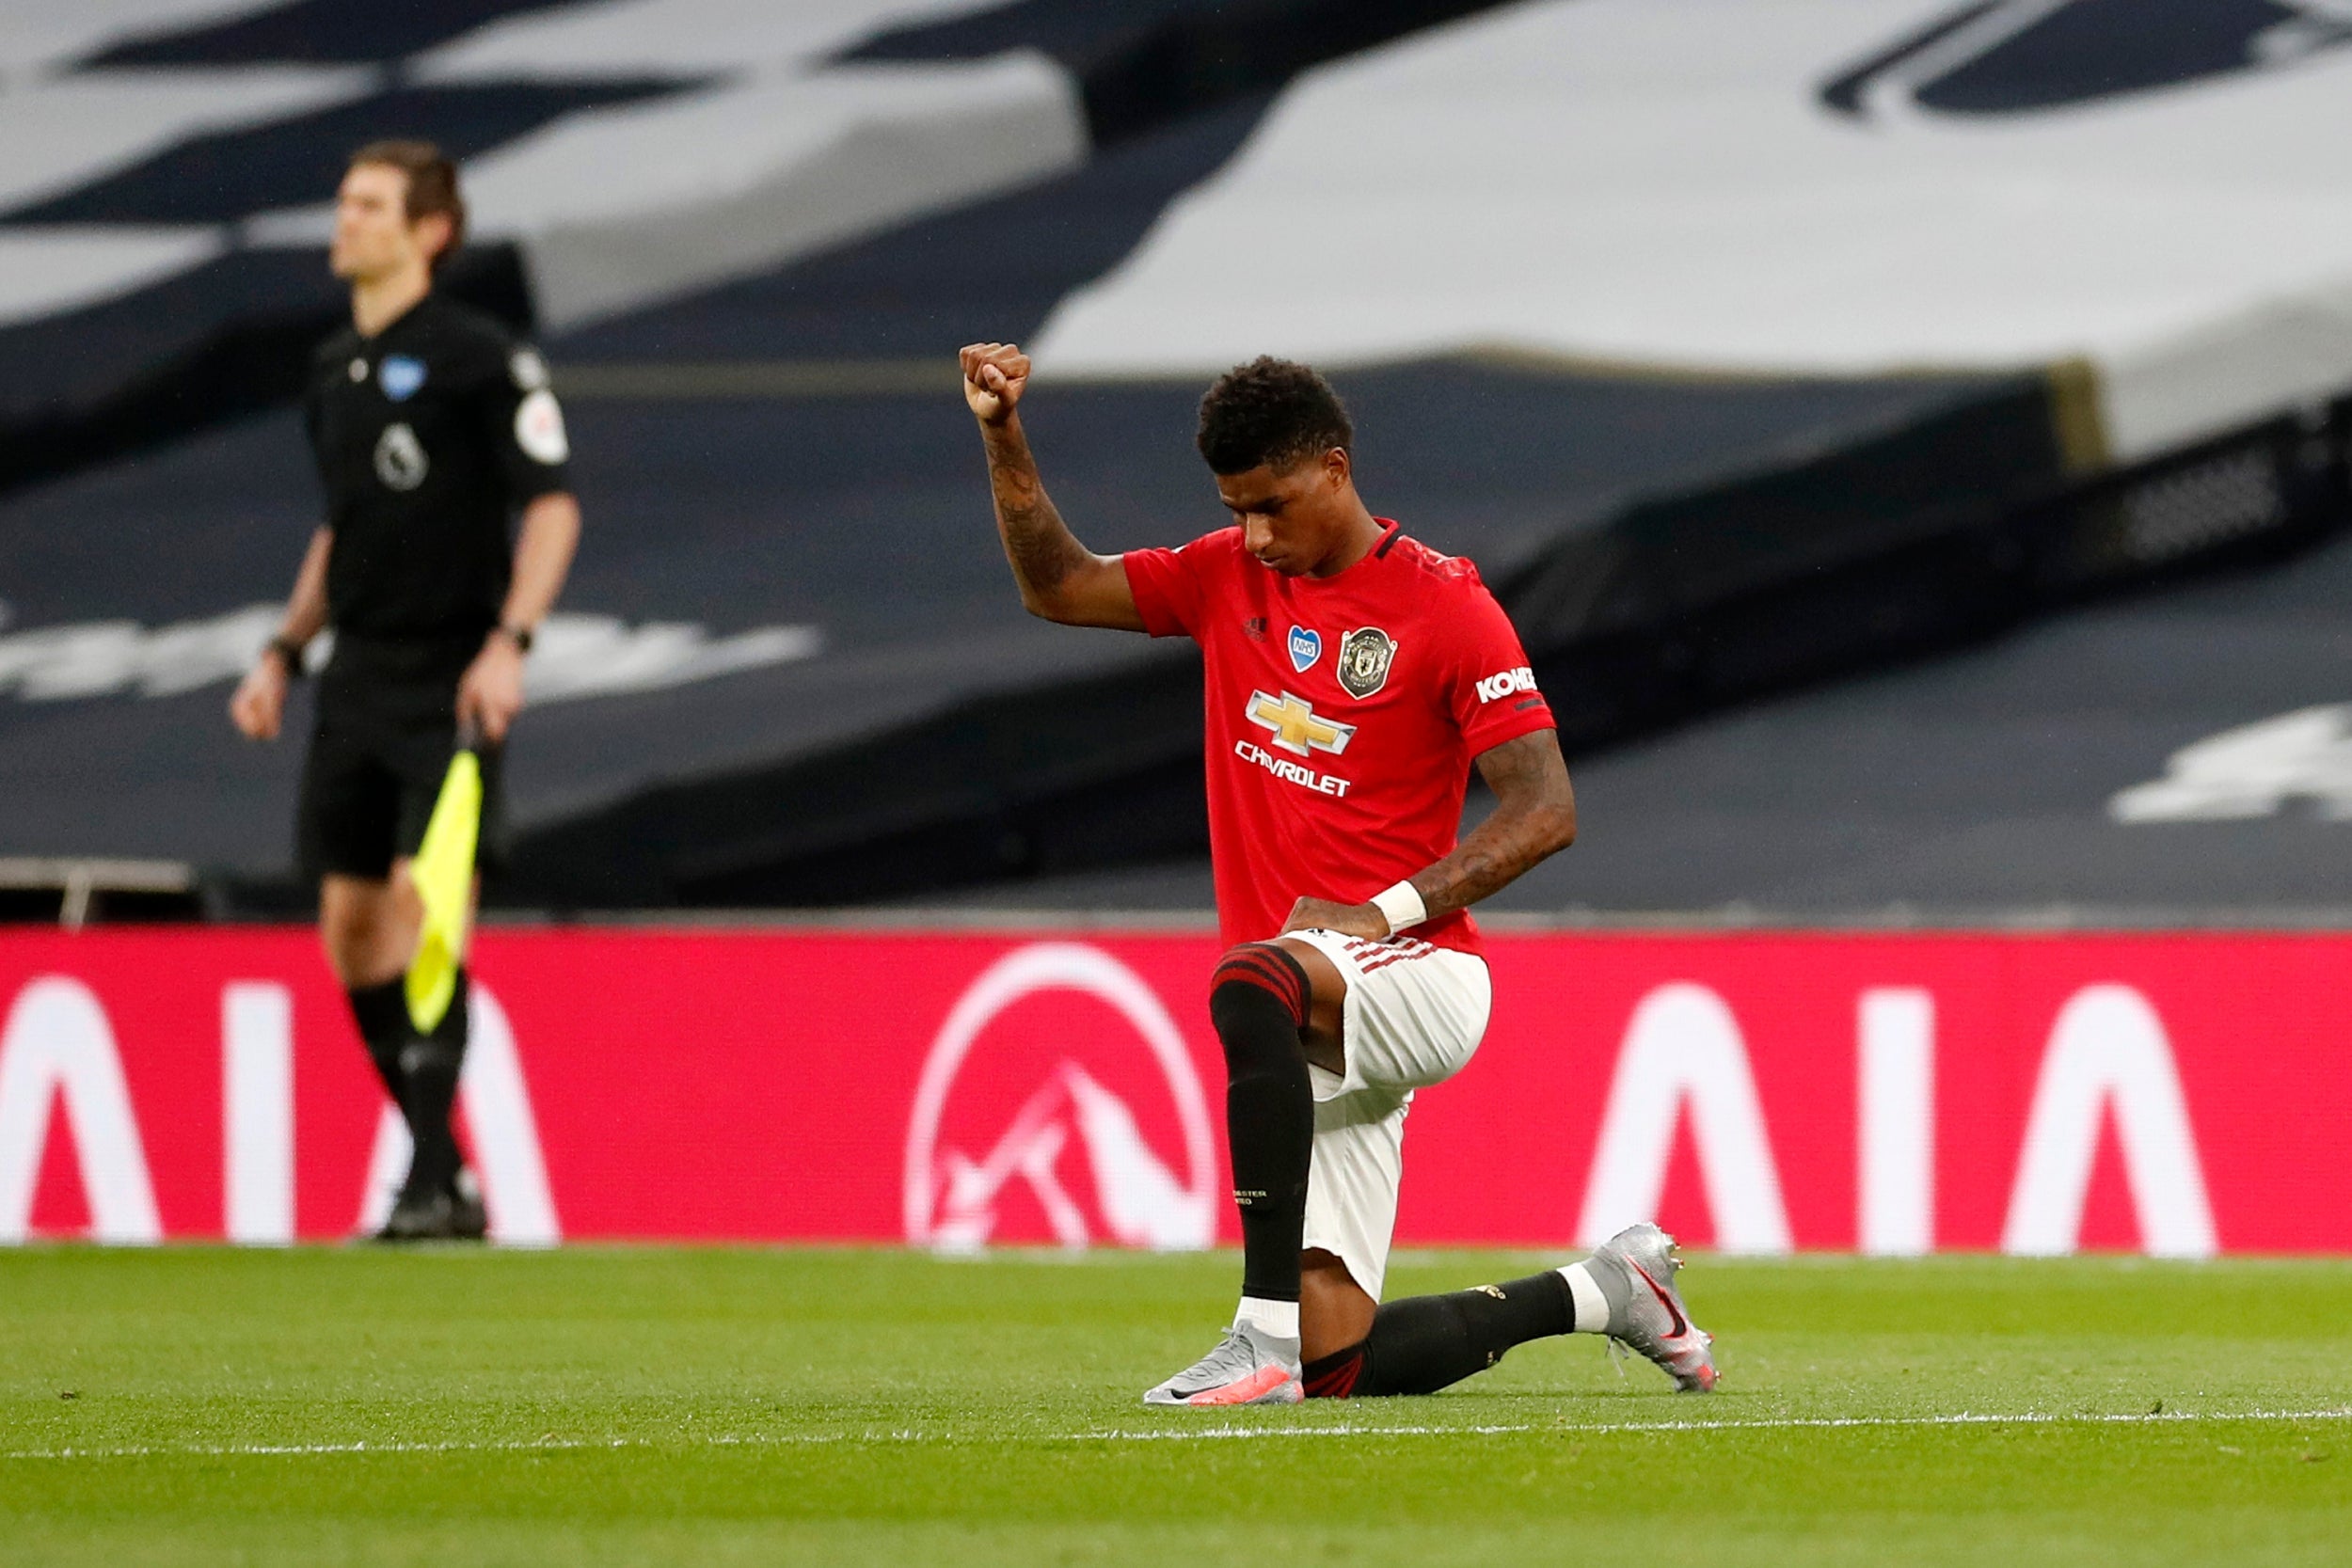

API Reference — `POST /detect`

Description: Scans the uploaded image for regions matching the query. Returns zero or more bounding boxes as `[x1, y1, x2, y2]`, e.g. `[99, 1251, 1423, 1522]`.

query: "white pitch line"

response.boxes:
[1107, 1408, 2352, 1442]
[6, 1407, 2349, 1463]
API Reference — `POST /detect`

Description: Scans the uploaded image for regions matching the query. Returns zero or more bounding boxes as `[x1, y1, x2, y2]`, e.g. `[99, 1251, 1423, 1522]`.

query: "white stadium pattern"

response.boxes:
[1036, 0, 2352, 463]
[2109, 705, 2352, 824]
[80, 0, 594, 68]
[0, 2, 259, 79]
[413, 0, 994, 81]
[0, 605, 822, 705]
[10, 77, 694, 228]
[0, 0, 1082, 349]
[0, 65, 368, 326]
[9, 0, 2348, 464]
[447, 54, 1083, 331]
[9, 0, 1476, 500]
[0, 226, 230, 332]
[0, 66, 371, 220]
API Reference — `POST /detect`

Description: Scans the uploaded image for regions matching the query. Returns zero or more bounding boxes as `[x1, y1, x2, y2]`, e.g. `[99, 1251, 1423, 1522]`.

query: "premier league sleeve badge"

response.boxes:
[1338, 627, 1396, 698]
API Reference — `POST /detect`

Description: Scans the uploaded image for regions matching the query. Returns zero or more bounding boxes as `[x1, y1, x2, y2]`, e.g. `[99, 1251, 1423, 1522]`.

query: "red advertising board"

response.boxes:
[2, 927, 2346, 1255]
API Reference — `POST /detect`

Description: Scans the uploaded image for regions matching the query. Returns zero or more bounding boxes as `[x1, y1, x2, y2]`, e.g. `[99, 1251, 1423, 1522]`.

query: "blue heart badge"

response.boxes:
[378, 355, 427, 403]
[1288, 625, 1322, 673]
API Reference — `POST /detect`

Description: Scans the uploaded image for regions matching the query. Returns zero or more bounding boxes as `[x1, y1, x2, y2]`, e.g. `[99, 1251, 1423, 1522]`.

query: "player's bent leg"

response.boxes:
[1301, 1265, 1577, 1399]
[1299, 1230, 1720, 1399]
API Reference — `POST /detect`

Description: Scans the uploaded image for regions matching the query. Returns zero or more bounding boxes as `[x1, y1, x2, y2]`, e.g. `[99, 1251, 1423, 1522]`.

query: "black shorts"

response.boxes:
[296, 645, 509, 882]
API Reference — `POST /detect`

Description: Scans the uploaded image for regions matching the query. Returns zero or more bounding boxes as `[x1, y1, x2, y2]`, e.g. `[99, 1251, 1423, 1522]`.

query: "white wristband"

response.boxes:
[1370, 879, 1427, 934]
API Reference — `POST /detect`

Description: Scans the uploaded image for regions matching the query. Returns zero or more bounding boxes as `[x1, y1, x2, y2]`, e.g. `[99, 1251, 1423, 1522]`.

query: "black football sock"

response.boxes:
[397, 966, 470, 1198]
[344, 977, 413, 1114]
[1209, 943, 1315, 1307]
[1305, 1271, 1575, 1399]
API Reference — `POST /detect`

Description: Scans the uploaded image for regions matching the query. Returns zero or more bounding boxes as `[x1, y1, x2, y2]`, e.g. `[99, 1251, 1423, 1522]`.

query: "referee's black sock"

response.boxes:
[397, 966, 470, 1198]
[1304, 1272, 1575, 1399]
[344, 977, 413, 1115]
[1209, 943, 1315, 1308]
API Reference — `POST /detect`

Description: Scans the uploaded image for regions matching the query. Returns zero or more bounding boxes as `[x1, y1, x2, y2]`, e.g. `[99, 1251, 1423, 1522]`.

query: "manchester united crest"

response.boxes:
[1337, 627, 1397, 699]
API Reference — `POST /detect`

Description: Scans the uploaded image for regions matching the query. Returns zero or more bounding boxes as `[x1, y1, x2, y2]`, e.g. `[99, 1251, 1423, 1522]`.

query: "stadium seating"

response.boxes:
[0, 0, 1505, 495]
[1, 0, 2348, 919]
[1037, 0, 2352, 465]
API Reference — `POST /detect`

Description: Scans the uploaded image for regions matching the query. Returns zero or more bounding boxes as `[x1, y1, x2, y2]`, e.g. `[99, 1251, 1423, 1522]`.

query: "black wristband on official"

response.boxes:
[265, 636, 309, 677]
[496, 624, 535, 654]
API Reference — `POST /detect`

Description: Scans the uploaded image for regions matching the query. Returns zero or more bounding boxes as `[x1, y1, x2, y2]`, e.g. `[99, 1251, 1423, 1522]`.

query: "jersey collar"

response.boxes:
[1295, 517, 1402, 586]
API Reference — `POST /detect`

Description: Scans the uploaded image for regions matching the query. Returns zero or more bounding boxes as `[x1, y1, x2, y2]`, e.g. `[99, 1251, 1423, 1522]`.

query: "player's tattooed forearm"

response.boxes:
[984, 424, 1088, 593]
[983, 427, 1040, 499]
[1418, 836, 1522, 921]
[1415, 732, 1576, 919]
[1007, 514, 1087, 591]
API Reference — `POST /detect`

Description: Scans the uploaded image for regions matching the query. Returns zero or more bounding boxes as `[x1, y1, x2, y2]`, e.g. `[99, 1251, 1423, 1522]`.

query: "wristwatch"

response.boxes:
[495, 623, 535, 654]
[264, 636, 309, 677]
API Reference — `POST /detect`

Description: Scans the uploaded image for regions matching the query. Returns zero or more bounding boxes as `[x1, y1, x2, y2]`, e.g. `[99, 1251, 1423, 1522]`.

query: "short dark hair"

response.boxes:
[1196, 356, 1354, 475]
[348, 139, 466, 270]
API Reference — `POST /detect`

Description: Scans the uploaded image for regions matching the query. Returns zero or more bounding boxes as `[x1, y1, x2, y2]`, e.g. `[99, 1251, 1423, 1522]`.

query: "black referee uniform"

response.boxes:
[298, 293, 568, 880]
[298, 292, 569, 1236]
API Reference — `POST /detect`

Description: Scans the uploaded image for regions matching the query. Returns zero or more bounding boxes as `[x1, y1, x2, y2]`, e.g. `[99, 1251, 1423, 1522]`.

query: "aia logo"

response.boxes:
[902, 943, 1216, 1252]
[1822, 0, 2352, 121]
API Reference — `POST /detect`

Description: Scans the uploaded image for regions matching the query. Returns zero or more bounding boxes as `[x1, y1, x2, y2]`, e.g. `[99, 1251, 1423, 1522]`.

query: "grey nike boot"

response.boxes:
[1143, 1321, 1304, 1407]
[1581, 1223, 1718, 1392]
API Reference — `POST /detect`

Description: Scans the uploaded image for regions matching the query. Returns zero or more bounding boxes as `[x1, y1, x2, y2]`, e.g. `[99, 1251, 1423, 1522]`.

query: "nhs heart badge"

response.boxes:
[378, 355, 427, 403]
[1287, 625, 1322, 673]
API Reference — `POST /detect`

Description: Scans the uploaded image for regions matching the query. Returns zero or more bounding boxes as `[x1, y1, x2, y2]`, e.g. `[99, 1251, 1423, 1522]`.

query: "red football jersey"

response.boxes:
[1123, 519, 1556, 956]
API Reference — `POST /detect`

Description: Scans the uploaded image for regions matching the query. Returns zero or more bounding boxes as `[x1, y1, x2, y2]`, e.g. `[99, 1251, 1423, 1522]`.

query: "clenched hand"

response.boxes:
[961, 342, 1030, 425]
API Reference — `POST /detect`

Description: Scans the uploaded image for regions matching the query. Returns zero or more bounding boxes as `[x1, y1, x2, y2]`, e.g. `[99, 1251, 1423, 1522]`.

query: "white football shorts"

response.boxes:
[1281, 928, 1493, 1301]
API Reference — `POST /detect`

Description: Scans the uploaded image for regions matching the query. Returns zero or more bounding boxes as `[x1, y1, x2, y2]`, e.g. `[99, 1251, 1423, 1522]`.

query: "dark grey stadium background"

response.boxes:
[2, 0, 2349, 923]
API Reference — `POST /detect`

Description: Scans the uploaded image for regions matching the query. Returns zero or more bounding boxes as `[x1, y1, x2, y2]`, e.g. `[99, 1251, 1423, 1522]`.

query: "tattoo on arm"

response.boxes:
[983, 420, 1093, 602]
[1407, 731, 1576, 923]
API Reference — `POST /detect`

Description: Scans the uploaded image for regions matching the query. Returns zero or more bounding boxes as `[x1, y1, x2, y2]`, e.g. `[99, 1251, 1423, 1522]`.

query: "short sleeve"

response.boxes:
[1120, 536, 1217, 640]
[482, 342, 571, 503]
[1443, 578, 1555, 755]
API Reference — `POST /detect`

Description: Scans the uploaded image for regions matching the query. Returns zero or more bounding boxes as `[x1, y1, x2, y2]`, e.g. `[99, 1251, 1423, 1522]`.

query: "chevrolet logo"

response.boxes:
[1247, 689, 1356, 758]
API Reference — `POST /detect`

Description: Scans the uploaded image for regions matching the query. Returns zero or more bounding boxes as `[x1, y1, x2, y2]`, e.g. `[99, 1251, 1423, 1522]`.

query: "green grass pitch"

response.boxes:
[4, 1246, 2348, 1565]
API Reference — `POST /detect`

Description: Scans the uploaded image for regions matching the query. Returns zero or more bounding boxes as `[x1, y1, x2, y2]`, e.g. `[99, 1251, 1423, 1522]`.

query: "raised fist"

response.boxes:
[960, 341, 1030, 425]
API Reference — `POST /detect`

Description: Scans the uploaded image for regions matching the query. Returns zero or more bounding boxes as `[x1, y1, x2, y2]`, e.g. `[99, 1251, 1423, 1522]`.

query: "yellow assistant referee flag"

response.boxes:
[405, 728, 484, 1035]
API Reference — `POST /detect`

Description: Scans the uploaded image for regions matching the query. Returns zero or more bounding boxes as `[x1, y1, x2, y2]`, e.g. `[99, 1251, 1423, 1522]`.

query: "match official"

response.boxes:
[230, 141, 580, 1240]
